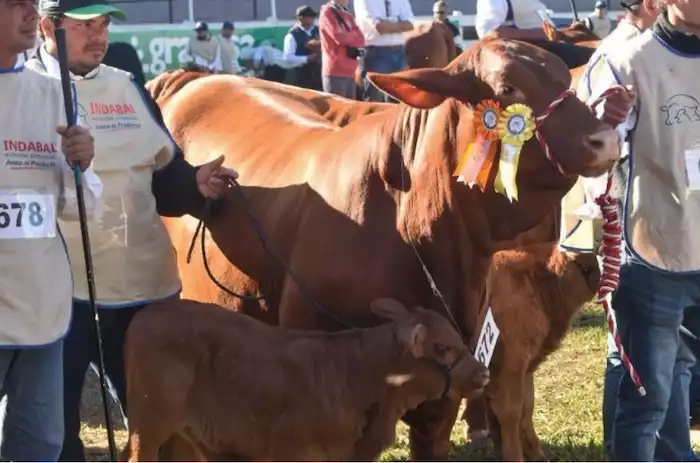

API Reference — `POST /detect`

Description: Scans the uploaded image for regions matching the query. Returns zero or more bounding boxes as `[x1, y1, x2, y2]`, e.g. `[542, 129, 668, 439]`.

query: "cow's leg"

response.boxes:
[520, 372, 546, 461]
[159, 435, 206, 462]
[402, 396, 461, 460]
[488, 366, 527, 462]
[125, 429, 164, 462]
[462, 396, 490, 443]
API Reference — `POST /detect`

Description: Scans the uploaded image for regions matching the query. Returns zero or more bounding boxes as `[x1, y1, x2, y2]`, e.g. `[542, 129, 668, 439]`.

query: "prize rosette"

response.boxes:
[493, 103, 535, 202]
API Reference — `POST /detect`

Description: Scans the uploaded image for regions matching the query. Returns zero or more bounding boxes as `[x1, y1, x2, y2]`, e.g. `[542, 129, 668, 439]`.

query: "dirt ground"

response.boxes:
[81, 371, 128, 461]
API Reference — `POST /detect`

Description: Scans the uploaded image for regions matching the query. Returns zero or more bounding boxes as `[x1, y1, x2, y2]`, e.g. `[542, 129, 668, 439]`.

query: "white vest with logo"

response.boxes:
[0, 69, 75, 346]
[559, 19, 642, 253]
[26, 60, 182, 304]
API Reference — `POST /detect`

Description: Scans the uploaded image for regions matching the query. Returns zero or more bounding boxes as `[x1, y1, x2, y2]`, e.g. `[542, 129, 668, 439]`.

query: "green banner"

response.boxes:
[108, 25, 290, 79]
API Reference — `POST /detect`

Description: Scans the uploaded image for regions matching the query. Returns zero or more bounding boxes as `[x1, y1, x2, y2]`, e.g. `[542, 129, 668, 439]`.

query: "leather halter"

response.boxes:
[424, 349, 466, 398]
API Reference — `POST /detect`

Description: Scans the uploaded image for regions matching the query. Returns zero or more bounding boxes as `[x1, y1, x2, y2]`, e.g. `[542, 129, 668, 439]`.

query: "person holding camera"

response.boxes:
[319, 0, 365, 98]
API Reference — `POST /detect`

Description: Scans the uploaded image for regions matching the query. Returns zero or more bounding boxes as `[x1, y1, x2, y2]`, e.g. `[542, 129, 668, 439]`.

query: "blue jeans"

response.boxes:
[0, 340, 64, 461]
[361, 45, 407, 102]
[59, 301, 144, 461]
[606, 262, 700, 461]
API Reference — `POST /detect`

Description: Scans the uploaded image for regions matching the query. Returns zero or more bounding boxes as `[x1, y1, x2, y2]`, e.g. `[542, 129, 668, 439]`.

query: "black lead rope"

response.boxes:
[186, 177, 359, 330]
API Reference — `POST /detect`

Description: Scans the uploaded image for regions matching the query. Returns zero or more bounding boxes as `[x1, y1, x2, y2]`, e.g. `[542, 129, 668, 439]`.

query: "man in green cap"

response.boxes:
[29, 0, 239, 460]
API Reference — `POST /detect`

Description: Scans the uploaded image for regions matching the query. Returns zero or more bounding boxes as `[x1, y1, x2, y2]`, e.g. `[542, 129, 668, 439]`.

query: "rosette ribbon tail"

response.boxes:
[494, 143, 523, 202]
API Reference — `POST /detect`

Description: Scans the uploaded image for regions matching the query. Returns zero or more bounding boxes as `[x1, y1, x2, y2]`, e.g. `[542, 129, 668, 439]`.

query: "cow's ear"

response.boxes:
[401, 323, 427, 358]
[370, 298, 412, 321]
[367, 68, 481, 109]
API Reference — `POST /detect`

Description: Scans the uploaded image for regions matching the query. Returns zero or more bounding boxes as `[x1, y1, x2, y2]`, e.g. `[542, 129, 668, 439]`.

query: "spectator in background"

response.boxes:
[433, 0, 462, 53]
[319, 0, 364, 99]
[354, 0, 414, 102]
[433, 1, 460, 37]
[253, 40, 287, 82]
[187, 21, 221, 72]
[217, 21, 242, 75]
[475, 0, 562, 40]
[584, 0, 613, 38]
[283, 6, 322, 90]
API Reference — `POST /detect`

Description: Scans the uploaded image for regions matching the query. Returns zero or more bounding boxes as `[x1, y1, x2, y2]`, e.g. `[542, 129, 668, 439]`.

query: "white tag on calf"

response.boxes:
[474, 307, 500, 367]
[685, 145, 700, 191]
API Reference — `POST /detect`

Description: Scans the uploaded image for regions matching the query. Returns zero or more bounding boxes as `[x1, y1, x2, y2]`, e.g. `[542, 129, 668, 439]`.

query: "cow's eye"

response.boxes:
[498, 85, 515, 96]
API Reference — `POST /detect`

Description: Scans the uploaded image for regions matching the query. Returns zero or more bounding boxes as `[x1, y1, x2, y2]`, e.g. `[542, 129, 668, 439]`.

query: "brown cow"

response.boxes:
[466, 243, 599, 461]
[123, 298, 490, 461]
[404, 21, 460, 69]
[155, 38, 619, 460]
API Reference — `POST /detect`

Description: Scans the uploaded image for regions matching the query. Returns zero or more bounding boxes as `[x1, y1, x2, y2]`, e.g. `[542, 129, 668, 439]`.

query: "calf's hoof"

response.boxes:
[466, 428, 490, 444]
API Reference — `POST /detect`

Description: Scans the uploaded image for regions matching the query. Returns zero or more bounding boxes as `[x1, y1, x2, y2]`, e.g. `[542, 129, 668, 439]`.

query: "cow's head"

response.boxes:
[370, 298, 490, 401]
[367, 38, 619, 178]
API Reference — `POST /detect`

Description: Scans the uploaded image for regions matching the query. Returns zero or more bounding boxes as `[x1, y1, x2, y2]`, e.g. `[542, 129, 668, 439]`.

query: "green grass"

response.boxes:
[81, 303, 684, 461]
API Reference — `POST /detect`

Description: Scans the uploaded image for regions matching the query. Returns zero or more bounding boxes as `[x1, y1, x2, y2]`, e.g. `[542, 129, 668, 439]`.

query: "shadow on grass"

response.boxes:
[573, 310, 607, 329]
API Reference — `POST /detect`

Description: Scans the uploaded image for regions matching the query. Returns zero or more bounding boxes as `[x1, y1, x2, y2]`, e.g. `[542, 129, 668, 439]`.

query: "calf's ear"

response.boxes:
[367, 67, 482, 109]
[400, 323, 427, 358]
[370, 298, 412, 321]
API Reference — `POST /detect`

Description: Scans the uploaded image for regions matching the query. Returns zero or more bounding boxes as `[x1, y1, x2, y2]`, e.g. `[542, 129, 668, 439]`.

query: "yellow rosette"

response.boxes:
[542, 20, 557, 41]
[493, 103, 535, 202]
[453, 99, 501, 190]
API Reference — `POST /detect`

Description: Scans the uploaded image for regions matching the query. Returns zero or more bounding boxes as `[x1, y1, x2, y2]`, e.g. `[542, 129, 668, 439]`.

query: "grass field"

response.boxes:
[77, 302, 692, 461]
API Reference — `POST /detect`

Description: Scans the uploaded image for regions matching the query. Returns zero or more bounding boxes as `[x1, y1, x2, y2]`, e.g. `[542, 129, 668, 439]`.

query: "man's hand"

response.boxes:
[196, 155, 239, 199]
[57, 125, 94, 172]
[307, 39, 322, 51]
[599, 85, 637, 127]
[307, 52, 321, 63]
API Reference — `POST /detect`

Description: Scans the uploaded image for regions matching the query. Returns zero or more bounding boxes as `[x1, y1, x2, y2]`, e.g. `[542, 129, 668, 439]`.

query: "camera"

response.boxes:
[346, 47, 365, 59]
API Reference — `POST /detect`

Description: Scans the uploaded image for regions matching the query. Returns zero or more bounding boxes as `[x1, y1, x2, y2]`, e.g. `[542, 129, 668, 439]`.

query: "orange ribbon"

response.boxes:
[453, 100, 501, 190]
[542, 20, 556, 41]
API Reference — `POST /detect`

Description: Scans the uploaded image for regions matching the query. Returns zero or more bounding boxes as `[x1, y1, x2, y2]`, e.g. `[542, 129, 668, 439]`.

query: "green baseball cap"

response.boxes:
[40, 0, 127, 21]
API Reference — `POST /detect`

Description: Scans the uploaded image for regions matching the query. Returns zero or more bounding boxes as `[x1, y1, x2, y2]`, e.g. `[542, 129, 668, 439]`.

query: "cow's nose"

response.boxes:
[475, 369, 490, 388]
[583, 127, 620, 165]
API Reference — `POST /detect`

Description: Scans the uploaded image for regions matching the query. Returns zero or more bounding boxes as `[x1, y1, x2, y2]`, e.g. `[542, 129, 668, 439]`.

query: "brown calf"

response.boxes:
[123, 298, 490, 461]
[465, 243, 599, 461]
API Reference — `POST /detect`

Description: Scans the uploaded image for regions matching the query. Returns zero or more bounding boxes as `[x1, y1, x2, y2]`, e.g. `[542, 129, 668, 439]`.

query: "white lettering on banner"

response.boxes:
[685, 145, 700, 191]
[0, 191, 56, 240]
[474, 307, 500, 367]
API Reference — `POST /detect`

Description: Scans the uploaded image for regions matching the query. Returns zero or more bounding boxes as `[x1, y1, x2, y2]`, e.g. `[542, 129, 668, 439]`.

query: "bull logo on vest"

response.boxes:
[660, 94, 700, 126]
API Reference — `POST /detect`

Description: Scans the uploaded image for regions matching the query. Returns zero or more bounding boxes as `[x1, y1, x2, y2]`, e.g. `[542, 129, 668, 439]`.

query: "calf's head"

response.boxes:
[367, 38, 619, 178]
[560, 250, 601, 298]
[370, 298, 490, 401]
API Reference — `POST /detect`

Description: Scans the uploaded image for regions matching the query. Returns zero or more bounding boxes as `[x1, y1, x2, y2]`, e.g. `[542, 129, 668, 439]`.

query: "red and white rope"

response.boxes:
[595, 177, 646, 396]
[534, 88, 575, 174]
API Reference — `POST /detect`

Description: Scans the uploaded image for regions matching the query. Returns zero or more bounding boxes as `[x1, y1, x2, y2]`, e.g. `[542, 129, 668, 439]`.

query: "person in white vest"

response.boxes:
[584, 0, 613, 38]
[0, 0, 101, 460]
[29, 0, 239, 460]
[573, 0, 700, 460]
[475, 0, 562, 40]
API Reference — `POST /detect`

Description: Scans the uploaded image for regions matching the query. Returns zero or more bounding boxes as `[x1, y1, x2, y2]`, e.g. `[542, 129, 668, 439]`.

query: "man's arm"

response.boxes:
[282, 33, 309, 67]
[135, 84, 207, 218]
[475, 0, 509, 38]
[210, 41, 223, 72]
[354, 0, 412, 38]
[320, 7, 365, 47]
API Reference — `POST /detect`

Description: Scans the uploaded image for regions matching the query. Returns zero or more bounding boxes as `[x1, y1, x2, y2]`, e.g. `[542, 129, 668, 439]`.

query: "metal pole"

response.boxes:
[53, 19, 118, 463]
[270, 0, 277, 21]
[188, 0, 194, 23]
[569, 0, 580, 21]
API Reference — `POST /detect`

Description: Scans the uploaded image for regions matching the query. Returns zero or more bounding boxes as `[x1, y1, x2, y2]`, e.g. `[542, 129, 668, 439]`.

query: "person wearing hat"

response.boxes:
[583, 0, 613, 38]
[568, 0, 700, 460]
[187, 21, 222, 72]
[28, 0, 239, 460]
[0, 0, 101, 460]
[282, 5, 322, 90]
[217, 20, 242, 75]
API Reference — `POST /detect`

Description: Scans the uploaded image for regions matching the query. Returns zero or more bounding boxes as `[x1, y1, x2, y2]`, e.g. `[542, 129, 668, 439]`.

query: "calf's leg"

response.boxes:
[402, 396, 461, 460]
[462, 396, 490, 443]
[489, 366, 527, 462]
[520, 372, 546, 461]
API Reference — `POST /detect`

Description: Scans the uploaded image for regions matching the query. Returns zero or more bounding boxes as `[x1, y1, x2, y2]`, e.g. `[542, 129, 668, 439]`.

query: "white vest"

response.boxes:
[0, 69, 74, 346]
[559, 18, 642, 253]
[26, 59, 182, 304]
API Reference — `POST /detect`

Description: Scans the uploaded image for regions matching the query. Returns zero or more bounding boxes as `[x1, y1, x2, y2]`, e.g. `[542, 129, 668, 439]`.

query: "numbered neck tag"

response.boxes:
[474, 307, 500, 367]
[0, 190, 56, 240]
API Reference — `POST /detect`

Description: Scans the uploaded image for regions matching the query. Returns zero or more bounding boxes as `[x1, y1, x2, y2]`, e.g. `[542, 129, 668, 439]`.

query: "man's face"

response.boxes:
[434, 8, 447, 21]
[637, 1, 661, 28]
[43, 14, 109, 74]
[196, 29, 209, 40]
[666, 0, 700, 27]
[0, 0, 38, 55]
[335, 0, 349, 6]
[299, 16, 315, 29]
[221, 27, 234, 39]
